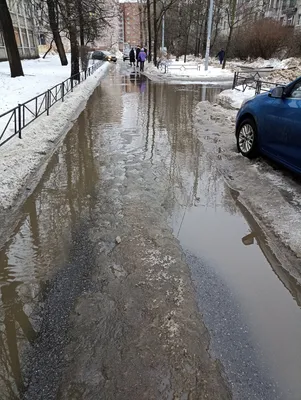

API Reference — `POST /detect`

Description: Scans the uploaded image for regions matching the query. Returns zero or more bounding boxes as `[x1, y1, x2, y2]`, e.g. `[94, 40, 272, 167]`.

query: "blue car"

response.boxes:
[236, 77, 301, 173]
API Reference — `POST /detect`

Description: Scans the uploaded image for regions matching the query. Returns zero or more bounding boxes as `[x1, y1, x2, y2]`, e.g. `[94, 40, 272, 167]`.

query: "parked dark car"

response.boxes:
[92, 51, 117, 62]
[236, 77, 301, 174]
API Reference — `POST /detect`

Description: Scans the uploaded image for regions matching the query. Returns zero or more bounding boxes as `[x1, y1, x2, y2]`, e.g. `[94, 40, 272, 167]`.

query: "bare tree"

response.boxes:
[153, 0, 158, 65]
[147, 0, 152, 61]
[222, 0, 237, 69]
[46, 0, 68, 65]
[0, 0, 24, 77]
[222, 0, 263, 68]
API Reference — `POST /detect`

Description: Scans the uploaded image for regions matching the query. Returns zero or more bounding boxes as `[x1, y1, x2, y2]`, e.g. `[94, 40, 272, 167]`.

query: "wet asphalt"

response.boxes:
[0, 63, 301, 399]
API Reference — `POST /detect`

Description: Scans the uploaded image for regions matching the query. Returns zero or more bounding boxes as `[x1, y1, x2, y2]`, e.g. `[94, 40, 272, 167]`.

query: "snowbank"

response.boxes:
[194, 101, 301, 279]
[218, 86, 256, 109]
[144, 61, 233, 84]
[0, 61, 110, 210]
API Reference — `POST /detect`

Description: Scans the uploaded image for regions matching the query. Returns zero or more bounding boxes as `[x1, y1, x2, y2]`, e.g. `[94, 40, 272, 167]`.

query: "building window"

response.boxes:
[21, 28, 29, 47]
[29, 31, 35, 47]
[39, 33, 46, 45]
[14, 29, 21, 47]
[298, 13, 301, 24]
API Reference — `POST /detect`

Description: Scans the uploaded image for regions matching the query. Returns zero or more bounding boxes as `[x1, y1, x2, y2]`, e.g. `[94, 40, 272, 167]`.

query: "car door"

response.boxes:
[280, 81, 301, 170]
[260, 80, 301, 168]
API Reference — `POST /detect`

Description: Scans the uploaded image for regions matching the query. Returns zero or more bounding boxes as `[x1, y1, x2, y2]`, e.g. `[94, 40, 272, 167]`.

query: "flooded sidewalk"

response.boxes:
[0, 67, 300, 399]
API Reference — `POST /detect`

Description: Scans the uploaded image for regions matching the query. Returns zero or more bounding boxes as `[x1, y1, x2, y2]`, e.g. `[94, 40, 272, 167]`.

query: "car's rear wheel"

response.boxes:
[237, 118, 259, 159]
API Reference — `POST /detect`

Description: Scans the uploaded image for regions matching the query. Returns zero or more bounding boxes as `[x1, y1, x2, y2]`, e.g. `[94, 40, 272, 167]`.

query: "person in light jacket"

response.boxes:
[138, 48, 147, 72]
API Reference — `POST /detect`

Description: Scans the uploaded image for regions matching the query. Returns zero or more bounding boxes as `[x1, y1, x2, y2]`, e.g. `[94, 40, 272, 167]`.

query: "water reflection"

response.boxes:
[238, 196, 301, 309]
[0, 97, 100, 398]
[0, 70, 300, 400]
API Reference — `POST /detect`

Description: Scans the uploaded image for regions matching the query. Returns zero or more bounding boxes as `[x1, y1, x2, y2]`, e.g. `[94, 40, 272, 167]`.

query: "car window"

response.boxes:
[290, 82, 301, 99]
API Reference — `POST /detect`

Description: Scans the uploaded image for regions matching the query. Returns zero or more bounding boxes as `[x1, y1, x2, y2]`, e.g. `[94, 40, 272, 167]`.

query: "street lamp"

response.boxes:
[161, 0, 166, 55]
[204, 0, 214, 71]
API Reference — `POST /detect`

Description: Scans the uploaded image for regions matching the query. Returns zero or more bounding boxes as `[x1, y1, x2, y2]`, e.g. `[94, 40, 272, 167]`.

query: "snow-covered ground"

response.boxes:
[144, 60, 234, 84]
[194, 101, 301, 281]
[0, 55, 73, 115]
[217, 56, 301, 109]
[0, 60, 110, 210]
[0, 54, 102, 115]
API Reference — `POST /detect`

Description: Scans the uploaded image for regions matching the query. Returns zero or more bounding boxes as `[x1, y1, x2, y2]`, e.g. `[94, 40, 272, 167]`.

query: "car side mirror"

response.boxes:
[269, 86, 285, 99]
[242, 233, 255, 246]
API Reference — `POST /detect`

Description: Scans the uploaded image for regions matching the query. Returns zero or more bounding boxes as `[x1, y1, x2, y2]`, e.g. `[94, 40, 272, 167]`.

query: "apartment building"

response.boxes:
[0, 0, 39, 61]
[295, 0, 301, 27]
[119, 2, 146, 49]
[93, 0, 120, 51]
[265, 0, 298, 24]
[219, 0, 301, 35]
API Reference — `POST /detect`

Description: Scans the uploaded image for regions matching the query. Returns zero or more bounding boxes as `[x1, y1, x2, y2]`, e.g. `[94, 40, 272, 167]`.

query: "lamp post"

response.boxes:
[162, 12, 165, 51]
[204, 0, 214, 71]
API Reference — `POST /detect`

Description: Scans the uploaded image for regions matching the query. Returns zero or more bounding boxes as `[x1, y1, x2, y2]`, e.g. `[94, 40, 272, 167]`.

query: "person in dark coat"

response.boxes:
[136, 46, 141, 67]
[217, 48, 225, 65]
[129, 48, 135, 67]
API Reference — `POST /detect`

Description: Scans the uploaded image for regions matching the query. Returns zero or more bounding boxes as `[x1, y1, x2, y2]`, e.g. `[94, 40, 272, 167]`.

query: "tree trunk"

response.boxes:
[184, 11, 193, 63]
[78, 0, 84, 47]
[43, 38, 54, 58]
[47, 0, 68, 66]
[77, 0, 88, 71]
[222, 25, 233, 69]
[153, 0, 157, 66]
[194, 8, 201, 56]
[0, 0, 24, 77]
[147, 0, 152, 62]
[222, 0, 237, 69]
[69, 26, 80, 79]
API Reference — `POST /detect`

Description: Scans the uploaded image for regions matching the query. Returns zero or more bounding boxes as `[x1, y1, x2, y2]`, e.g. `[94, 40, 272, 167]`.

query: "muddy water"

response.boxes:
[0, 67, 300, 399]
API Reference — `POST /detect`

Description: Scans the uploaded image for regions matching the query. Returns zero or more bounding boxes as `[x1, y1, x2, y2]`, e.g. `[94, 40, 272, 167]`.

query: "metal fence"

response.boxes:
[157, 61, 201, 74]
[0, 61, 103, 147]
[232, 70, 281, 95]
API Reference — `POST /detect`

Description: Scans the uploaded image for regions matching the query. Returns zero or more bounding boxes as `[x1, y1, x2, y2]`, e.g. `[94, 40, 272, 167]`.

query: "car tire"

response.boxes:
[237, 118, 259, 159]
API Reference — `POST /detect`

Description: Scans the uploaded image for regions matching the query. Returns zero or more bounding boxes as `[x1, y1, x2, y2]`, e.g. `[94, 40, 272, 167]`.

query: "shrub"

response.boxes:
[230, 19, 292, 60]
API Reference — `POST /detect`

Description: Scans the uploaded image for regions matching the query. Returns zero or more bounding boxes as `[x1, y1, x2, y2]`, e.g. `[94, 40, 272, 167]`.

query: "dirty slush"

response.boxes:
[0, 70, 230, 399]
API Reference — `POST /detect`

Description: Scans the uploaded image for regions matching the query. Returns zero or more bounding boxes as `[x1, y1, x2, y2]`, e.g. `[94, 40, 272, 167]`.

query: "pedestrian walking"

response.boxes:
[138, 48, 147, 72]
[216, 48, 225, 65]
[129, 48, 135, 67]
[136, 46, 141, 67]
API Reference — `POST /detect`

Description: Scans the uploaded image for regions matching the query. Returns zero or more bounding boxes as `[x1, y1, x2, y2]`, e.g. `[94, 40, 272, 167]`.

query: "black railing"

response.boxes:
[0, 61, 103, 147]
[232, 70, 282, 95]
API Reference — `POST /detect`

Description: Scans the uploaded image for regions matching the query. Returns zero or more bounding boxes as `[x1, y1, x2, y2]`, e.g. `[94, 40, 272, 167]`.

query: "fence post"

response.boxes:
[46, 90, 50, 116]
[18, 104, 22, 139]
[232, 72, 237, 90]
[256, 81, 261, 95]
[61, 83, 64, 102]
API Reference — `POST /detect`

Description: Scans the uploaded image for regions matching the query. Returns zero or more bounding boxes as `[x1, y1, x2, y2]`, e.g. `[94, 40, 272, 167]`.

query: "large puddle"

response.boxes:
[0, 67, 301, 399]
